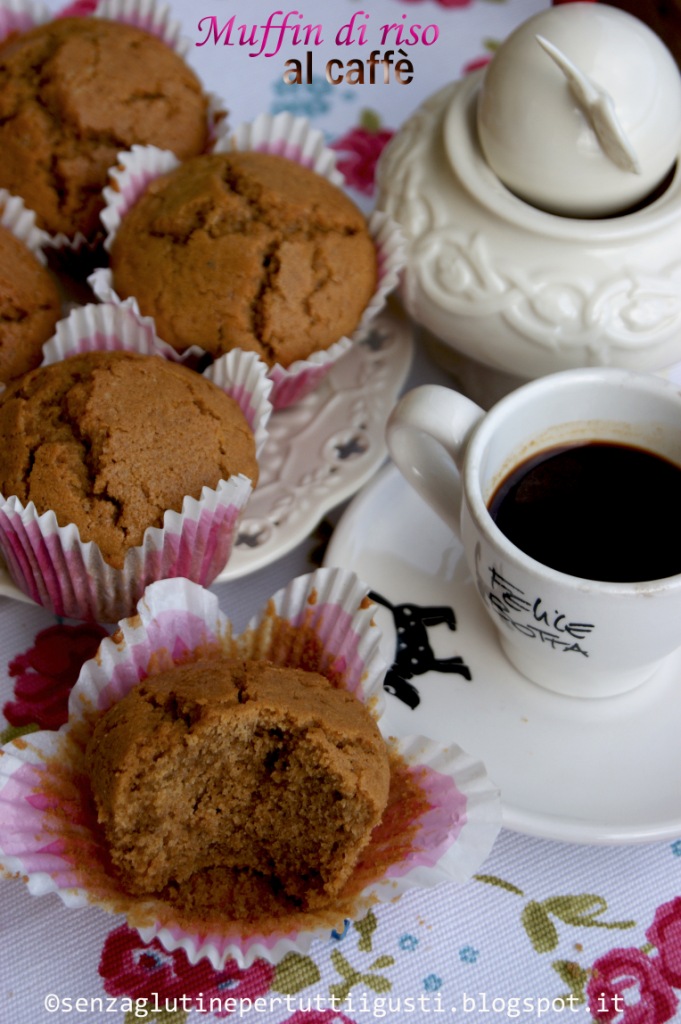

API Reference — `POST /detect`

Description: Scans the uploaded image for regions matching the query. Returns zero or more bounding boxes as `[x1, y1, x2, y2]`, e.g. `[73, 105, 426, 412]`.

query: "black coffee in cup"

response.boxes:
[487, 441, 681, 582]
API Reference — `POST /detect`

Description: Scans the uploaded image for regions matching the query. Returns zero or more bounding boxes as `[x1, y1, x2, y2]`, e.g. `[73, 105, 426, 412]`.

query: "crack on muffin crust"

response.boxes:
[0, 303, 29, 324]
[251, 242, 280, 363]
[148, 198, 216, 247]
[0, 18, 209, 238]
[219, 162, 273, 225]
[0, 351, 258, 568]
[110, 152, 377, 366]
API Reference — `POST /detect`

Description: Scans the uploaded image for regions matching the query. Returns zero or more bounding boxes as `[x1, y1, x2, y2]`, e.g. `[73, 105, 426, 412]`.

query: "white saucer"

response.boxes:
[0, 306, 412, 602]
[223, 305, 412, 579]
[325, 464, 681, 845]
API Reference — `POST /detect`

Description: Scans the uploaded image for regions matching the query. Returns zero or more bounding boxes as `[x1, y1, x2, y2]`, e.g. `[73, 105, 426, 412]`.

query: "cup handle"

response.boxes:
[386, 384, 485, 537]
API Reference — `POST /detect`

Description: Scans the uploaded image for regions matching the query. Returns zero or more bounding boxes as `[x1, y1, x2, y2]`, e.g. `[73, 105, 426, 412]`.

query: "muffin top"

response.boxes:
[0, 225, 61, 383]
[0, 17, 209, 240]
[0, 351, 258, 568]
[110, 151, 377, 367]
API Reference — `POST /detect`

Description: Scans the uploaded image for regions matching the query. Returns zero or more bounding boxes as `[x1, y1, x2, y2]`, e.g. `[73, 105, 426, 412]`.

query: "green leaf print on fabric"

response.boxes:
[329, 949, 393, 1003]
[273, 952, 321, 994]
[552, 959, 589, 1006]
[475, 875, 636, 954]
[523, 901, 559, 953]
[369, 956, 396, 970]
[124, 1009, 186, 1024]
[270, 910, 396, 1005]
[354, 910, 378, 952]
[474, 873, 524, 897]
[0, 722, 38, 745]
[545, 895, 636, 931]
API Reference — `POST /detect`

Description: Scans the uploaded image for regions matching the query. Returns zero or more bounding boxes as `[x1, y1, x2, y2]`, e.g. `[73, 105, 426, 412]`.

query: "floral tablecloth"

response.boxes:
[2, 1, 681, 1022]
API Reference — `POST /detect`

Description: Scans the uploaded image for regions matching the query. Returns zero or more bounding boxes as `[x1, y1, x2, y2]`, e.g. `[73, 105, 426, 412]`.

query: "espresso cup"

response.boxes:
[386, 367, 681, 698]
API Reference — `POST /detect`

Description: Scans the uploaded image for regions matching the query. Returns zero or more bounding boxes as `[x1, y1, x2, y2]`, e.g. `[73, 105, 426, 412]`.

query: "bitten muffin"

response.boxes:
[109, 151, 377, 367]
[0, 17, 210, 240]
[0, 225, 61, 383]
[86, 656, 391, 909]
[0, 350, 258, 569]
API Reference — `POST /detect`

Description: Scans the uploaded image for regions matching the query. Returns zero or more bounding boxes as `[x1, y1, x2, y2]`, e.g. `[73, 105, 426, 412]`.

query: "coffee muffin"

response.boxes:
[0, 350, 258, 570]
[0, 16, 210, 241]
[86, 655, 391, 909]
[109, 150, 378, 367]
[0, 569, 498, 969]
[0, 224, 61, 383]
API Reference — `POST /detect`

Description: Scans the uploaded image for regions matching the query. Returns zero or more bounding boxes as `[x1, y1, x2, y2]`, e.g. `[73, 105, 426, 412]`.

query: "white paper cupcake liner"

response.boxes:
[93, 0, 189, 53]
[0, 0, 207, 83]
[226, 111, 345, 184]
[0, 188, 51, 263]
[0, 0, 228, 251]
[0, 0, 50, 38]
[41, 301, 273, 456]
[91, 0, 228, 150]
[0, 303, 273, 622]
[90, 113, 406, 409]
[0, 480, 253, 624]
[97, 144, 181, 257]
[0, 571, 501, 968]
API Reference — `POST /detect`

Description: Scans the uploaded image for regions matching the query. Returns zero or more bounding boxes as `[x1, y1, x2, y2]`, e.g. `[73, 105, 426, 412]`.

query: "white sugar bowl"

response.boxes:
[376, 3, 681, 402]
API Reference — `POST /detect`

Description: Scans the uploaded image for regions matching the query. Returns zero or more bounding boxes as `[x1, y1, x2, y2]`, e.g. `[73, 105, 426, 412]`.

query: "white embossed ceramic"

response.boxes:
[386, 367, 681, 699]
[477, 4, 681, 217]
[376, 5, 681, 388]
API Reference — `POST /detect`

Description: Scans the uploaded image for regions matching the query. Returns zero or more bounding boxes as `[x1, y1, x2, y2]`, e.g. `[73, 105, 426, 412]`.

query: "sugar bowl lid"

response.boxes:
[476, 2, 681, 217]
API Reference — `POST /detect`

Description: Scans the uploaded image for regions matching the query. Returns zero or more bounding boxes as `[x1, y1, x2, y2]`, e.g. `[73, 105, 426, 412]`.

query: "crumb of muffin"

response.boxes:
[86, 657, 391, 910]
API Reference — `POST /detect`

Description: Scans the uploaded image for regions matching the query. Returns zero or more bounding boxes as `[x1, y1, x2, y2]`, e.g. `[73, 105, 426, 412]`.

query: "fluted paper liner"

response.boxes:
[90, 112, 406, 408]
[0, 0, 228, 250]
[0, 303, 273, 622]
[0, 188, 51, 262]
[0, 0, 50, 39]
[227, 111, 345, 184]
[0, 571, 501, 968]
[41, 301, 272, 456]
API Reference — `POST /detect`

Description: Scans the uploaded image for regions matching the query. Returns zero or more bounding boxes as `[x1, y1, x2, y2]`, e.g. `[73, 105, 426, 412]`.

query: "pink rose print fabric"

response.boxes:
[56, 0, 98, 13]
[587, 948, 678, 1023]
[3, 622, 108, 732]
[284, 1013, 356, 1024]
[399, 0, 474, 8]
[647, 899, 681, 992]
[100, 924, 275, 1017]
[330, 118, 394, 197]
[587, 899, 681, 1023]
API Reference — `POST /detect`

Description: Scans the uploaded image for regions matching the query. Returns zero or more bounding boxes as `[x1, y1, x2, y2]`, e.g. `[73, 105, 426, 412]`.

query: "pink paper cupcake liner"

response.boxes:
[0, 303, 273, 622]
[0, 0, 229, 251]
[0, 0, 49, 39]
[90, 112, 406, 409]
[92, 0, 194, 54]
[41, 301, 273, 455]
[0, 570, 501, 969]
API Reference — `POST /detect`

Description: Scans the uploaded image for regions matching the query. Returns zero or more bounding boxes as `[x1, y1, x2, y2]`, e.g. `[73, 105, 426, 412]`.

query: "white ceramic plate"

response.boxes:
[0, 306, 412, 601]
[324, 463, 681, 845]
